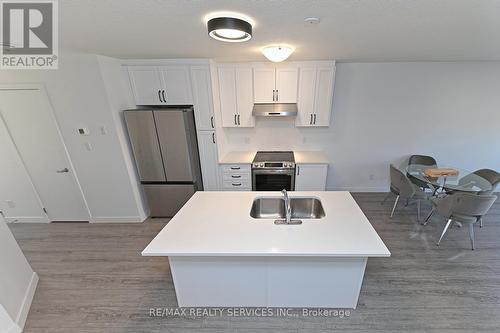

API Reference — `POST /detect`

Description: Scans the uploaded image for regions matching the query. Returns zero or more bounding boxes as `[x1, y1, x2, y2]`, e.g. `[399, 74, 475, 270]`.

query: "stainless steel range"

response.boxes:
[252, 151, 295, 191]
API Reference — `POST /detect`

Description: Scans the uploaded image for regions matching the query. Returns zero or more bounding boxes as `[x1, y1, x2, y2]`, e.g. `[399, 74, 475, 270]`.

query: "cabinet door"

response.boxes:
[294, 164, 328, 191]
[159, 66, 193, 105]
[313, 66, 335, 127]
[127, 66, 164, 105]
[253, 68, 275, 103]
[296, 67, 317, 127]
[275, 67, 298, 103]
[197, 131, 220, 191]
[217, 67, 238, 127]
[235, 67, 255, 127]
[191, 66, 215, 131]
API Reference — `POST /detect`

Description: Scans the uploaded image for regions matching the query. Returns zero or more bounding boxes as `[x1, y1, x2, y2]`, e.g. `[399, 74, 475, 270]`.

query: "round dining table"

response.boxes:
[406, 164, 493, 193]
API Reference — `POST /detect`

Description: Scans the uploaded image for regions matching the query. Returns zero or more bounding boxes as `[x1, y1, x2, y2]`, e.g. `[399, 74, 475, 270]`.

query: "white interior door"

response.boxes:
[0, 88, 89, 221]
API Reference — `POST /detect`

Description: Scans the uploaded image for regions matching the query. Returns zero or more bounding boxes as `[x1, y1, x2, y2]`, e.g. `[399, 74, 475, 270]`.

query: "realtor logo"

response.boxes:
[1, 0, 58, 69]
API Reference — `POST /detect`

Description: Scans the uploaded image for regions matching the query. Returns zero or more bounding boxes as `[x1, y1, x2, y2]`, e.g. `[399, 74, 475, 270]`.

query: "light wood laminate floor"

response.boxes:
[8, 193, 500, 333]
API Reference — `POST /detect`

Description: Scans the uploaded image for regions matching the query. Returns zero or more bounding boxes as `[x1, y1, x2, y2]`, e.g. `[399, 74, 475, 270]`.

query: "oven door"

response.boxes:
[252, 168, 295, 191]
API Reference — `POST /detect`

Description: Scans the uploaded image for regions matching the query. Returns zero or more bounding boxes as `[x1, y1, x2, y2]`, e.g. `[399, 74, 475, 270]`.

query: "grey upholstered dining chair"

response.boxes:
[432, 193, 497, 250]
[383, 164, 429, 221]
[455, 168, 500, 227]
[459, 169, 500, 195]
[407, 154, 437, 189]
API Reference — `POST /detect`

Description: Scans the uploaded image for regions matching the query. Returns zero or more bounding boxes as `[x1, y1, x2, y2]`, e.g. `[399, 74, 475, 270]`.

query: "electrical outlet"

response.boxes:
[6, 200, 15, 208]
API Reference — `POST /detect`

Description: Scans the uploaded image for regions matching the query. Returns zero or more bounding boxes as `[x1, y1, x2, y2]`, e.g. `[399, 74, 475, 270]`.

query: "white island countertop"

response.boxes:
[219, 151, 329, 164]
[142, 191, 390, 257]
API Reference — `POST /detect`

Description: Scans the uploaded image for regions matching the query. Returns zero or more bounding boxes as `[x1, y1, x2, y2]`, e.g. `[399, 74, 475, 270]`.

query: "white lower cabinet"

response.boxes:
[197, 131, 220, 190]
[220, 164, 252, 191]
[294, 164, 328, 191]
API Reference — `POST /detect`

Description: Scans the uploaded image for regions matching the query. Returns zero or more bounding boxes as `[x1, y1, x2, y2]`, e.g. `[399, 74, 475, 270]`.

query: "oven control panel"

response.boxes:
[252, 162, 295, 169]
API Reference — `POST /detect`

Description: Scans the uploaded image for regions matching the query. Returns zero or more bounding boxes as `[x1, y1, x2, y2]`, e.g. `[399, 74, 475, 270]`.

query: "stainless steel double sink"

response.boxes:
[250, 197, 325, 220]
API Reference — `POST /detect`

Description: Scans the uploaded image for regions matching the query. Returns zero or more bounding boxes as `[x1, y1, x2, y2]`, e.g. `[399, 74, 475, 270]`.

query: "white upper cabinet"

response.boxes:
[253, 66, 298, 104]
[296, 62, 336, 127]
[190, 66, 215, 131]
[253, 68, 275, 103]
[158, 66, 193, 105]
[217, 65, 254, 128]
[128, 66, 164, 105]
[275, 68, 298, 103]
[127, 65, 193, 106]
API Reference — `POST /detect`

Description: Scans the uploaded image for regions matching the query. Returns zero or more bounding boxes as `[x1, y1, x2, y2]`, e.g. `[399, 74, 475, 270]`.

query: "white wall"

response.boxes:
[0, 217, 38, 332]
[0, 53, 146, 222]
[217, 62, 500, 191]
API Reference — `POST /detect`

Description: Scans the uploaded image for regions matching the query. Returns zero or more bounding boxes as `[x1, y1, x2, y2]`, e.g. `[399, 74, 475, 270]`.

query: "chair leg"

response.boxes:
[390, 195, 400, 218]
[381, 192, 392, 205]
[422, 208, 435, 225]
[479, 218, 483, 228]
[437, 219, 453, 246]
[417, 200, 421, 222]
[469, 223, 475, 250]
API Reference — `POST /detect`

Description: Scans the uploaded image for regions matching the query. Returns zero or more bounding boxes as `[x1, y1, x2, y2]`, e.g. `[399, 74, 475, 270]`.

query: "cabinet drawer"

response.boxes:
[222, 173, 250, 181]
[222, 180, 251, 190]
[221, 164, 251, 173]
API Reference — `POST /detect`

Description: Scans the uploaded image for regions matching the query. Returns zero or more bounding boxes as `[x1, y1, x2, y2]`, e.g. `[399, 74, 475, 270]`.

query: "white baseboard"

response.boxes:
[15, 272, 38, 331]
[90, 215, 147, 223]
[4, 216, 50, 223]
[327, 186, 388, 192]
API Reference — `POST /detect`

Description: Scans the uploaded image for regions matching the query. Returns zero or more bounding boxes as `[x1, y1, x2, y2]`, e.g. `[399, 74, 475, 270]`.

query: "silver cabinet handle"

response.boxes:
[309, 114, 313, 125]
[230, 166, 240, 170]
[212, 132, 215, 144]
[313, 114, 317, 125]
[162, 90, 167, 103]
[158, 90, 162, 103]
[272, 90, 276, 102]
[232, 183, 242, 186]
[237, 114, 241, 125]
[276, 89, 279, 102]
[210, 116, 214, 128]
[57, 168, 69, 173]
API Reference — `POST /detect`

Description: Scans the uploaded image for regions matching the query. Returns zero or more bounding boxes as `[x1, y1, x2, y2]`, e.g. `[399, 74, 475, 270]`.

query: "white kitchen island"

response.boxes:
[142, 191, 390, 309]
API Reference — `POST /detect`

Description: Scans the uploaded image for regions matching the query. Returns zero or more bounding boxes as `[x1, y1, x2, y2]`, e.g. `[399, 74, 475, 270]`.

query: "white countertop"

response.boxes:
[219, 151, 329, 164]
[142, 191, 390, 257]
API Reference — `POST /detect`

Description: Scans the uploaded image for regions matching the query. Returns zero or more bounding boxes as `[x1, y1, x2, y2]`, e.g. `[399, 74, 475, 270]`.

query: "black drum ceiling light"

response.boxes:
[207, 17, 252, 42]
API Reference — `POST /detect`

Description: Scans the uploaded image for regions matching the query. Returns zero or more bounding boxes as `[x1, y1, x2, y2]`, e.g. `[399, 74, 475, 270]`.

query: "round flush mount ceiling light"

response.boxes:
[207, 16, 252, 42]
[261, 45, 294, 62]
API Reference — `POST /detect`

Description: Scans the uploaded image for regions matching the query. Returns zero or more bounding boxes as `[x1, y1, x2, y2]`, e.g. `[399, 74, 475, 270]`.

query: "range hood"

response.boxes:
[252, 103, 298, 117]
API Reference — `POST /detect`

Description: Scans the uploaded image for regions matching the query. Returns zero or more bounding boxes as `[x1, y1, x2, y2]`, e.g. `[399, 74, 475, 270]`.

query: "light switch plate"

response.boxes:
[78, 128, 90, 135]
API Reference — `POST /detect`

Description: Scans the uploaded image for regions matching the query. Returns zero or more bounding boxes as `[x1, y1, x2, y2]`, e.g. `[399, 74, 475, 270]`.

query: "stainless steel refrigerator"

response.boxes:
[124, 108, 202, 217]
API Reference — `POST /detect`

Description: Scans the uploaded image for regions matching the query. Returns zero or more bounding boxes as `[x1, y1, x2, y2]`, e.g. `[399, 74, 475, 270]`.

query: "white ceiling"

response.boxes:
[61, 0, 500, 62]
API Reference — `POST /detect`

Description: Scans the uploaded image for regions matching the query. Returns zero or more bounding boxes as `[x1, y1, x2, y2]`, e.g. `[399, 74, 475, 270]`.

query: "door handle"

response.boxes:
[297, 166, 300, 176]
[212, 132, 215, 144]
[158, 90, 162, 103]
[276, 89, 278, 102]
[232, 183, 242, 186]
[162, 90, 167, 103]
[309, 114, 313, 125]
[231, 175, 241, 178]
[234, 114, 237, 125]
[56, 168, 69, 173]
[230, 166, 241, 170]
[237, 114, 241, 125]
[210, 116, 214, 128]
[313, 114, 317, 125]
